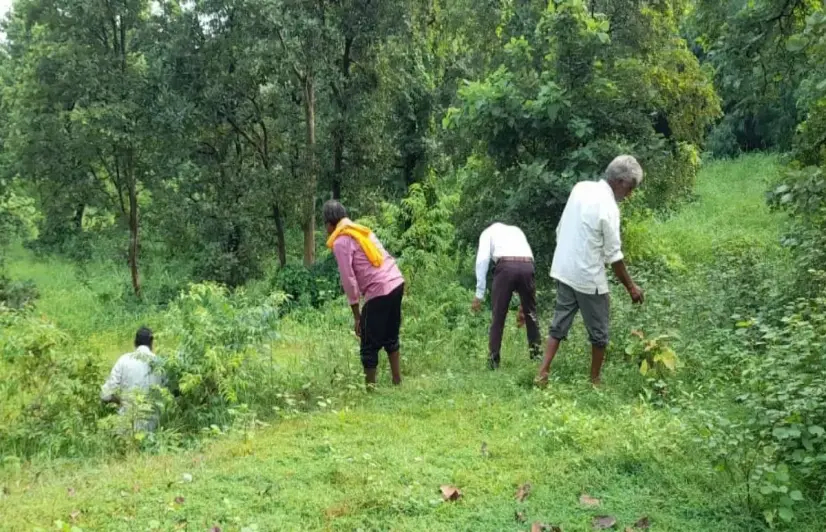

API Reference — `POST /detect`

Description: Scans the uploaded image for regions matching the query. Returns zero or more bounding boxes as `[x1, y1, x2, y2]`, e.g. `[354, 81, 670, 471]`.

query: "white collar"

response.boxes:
[135, 345, 155, 357]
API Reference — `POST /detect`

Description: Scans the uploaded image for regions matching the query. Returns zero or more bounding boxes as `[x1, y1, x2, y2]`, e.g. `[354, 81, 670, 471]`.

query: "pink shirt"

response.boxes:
[332, 233, 405, 305]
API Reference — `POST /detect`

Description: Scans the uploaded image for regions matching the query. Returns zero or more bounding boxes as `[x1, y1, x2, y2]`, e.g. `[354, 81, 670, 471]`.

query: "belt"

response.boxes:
[497, 256, 533, 263]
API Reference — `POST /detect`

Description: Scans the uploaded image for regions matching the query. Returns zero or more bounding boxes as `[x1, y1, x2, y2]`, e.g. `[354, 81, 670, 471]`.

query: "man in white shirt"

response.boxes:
[472, 222, 541, 369]
[101, 327, 165, 432]
[536, 155, 645, 386]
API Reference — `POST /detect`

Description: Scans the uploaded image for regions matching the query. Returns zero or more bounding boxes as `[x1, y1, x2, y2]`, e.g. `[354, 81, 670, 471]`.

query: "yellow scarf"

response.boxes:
[326, 218, 385, 267]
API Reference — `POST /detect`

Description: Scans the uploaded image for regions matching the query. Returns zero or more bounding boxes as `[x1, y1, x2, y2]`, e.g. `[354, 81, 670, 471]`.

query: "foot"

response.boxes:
[534, 372, 549, 387]
[590, 377, 601, 387]
[488, 357, 500, 370]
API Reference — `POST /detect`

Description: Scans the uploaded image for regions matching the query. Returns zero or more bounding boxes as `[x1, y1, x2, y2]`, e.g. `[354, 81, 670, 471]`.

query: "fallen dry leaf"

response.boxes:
[67, 487, 76, 497]
[632, 517, 650, 529]
[593, 515, 617, 529]
[515, 483, 532, 502]
[210, 527, 221, 532]
[174, 496, 185, 505]
[439, 485, 462, 501]
[69, 510, 81, 522]
[531, 523, 562, 532]
[579, 494, 601, 507]
[515, 511, 526, 523]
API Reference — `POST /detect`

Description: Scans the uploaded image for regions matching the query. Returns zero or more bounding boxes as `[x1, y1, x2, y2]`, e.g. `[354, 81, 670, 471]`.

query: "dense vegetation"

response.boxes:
[2, 0, 826, 530]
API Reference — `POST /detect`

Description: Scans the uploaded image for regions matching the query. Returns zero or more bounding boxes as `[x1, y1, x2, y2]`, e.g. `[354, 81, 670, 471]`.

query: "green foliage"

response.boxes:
[0, 275, 39, 309]
[0, 308, 106, 458]
[161, 283, 288, 429]
[688, 0, 822, 154]
[446, 0, 720, 257]
[701, 285, 826, 525]
[624, 330, 679, 379]
[271, 257, 340, 310]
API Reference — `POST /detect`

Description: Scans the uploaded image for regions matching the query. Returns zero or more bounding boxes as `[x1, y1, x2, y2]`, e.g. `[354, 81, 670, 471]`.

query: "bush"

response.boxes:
[160, 283, 289, 429]
[0, 308, 107, 458]
[0, 275, 38, 309]
[271, 256, 340, 310]
[705, 119, 742, 160]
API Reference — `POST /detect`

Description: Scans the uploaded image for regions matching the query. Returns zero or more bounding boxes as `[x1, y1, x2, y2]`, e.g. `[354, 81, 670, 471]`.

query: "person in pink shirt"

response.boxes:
[324, 200, 405, 388]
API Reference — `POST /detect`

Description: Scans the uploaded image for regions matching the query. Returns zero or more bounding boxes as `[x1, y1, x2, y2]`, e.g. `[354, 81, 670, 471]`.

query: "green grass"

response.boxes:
[651, 153, 786, 263]
[2, 155, 823, 531]
[0, 375, 752, 531]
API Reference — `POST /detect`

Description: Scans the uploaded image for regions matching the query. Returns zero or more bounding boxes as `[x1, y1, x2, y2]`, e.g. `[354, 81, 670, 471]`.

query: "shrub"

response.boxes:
[271, 255, 340, 310]
[0, 275, 38, 309]
[700, 272, 826, 526]
[705, 119, 742, 159]
[0, 308, 107, 458]
[160, 282, 289, 429]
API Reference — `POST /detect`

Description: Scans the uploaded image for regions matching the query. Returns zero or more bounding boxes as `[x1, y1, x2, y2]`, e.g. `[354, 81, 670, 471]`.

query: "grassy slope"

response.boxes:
[1, 155, 817, 531]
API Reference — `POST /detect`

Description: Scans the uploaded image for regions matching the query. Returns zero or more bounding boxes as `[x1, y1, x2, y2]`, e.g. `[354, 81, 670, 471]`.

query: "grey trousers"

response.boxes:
[549, 282, 610, 347]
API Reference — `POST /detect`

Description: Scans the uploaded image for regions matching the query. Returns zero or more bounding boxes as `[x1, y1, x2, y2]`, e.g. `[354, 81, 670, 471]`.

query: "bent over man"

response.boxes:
[472, 222, 541, 369]
[536, 155, 645, 386]
[324, 200, 405, 388]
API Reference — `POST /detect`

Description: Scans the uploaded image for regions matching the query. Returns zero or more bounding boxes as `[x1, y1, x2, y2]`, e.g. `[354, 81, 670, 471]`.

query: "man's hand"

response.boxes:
[516, 305, 526, 328]
[471, 297, 482, 313]
[629, 284, 644, 304]
[350, 303, 361, 338]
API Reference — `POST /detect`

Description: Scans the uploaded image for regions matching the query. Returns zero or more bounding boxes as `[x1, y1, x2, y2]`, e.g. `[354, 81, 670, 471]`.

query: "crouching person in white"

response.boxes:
[101, 327, 165, 433]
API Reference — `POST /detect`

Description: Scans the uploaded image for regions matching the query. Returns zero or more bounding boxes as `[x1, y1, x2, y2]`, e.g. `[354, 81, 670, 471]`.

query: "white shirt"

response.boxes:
[551, 180, 623, 295]
[100, 345, 165, 414]
[475, 223, 534, 299]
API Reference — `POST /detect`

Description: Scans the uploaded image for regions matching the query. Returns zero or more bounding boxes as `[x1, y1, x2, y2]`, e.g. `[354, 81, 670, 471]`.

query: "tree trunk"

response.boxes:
[332, 137, 343, 200]
[273, 203, 287, 267]
[331, 36, 353, 200]
[127, 175, 141, 299]
[302, 74, 317, 267]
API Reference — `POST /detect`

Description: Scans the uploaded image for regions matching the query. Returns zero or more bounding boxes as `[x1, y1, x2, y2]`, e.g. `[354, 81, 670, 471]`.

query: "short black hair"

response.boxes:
[322, 200, 348, 227]
[134, 326, 154, 348]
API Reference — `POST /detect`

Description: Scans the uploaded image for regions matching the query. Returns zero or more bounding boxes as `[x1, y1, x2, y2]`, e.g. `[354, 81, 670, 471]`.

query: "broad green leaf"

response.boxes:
[786, 34, 808, 52]
[639, 359, 649, 376]
[778, 507, 794, 522]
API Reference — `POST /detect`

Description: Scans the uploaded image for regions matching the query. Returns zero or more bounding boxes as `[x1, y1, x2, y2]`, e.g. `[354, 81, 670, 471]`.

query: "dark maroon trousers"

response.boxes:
[489, 258, 541, 363]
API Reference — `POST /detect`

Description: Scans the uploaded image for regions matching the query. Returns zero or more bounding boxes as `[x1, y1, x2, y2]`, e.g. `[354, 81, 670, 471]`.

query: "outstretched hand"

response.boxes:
[629, 284, 645, 304]
[471, 297, 482, 313]
[516, 306, 526, 328]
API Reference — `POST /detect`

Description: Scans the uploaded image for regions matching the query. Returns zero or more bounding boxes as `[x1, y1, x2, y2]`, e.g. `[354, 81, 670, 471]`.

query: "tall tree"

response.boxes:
[4, 0, 172, 297]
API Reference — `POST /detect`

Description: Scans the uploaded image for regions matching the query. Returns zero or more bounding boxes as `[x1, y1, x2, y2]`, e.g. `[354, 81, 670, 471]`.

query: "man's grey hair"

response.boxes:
[605, 155, 644, 187]
[322, 199, 348, 226]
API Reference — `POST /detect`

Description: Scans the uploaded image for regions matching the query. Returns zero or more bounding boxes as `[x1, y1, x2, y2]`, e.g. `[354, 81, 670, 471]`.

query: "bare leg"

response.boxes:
[388, 351, 402, 385]
[590, 345, 605, 385]
[535, 337, 562, 386]
[365, 367, 377, 390]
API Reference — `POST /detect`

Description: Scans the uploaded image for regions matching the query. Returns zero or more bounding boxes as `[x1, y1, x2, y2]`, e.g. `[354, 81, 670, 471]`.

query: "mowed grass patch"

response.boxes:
[0, 372, 754, 531]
